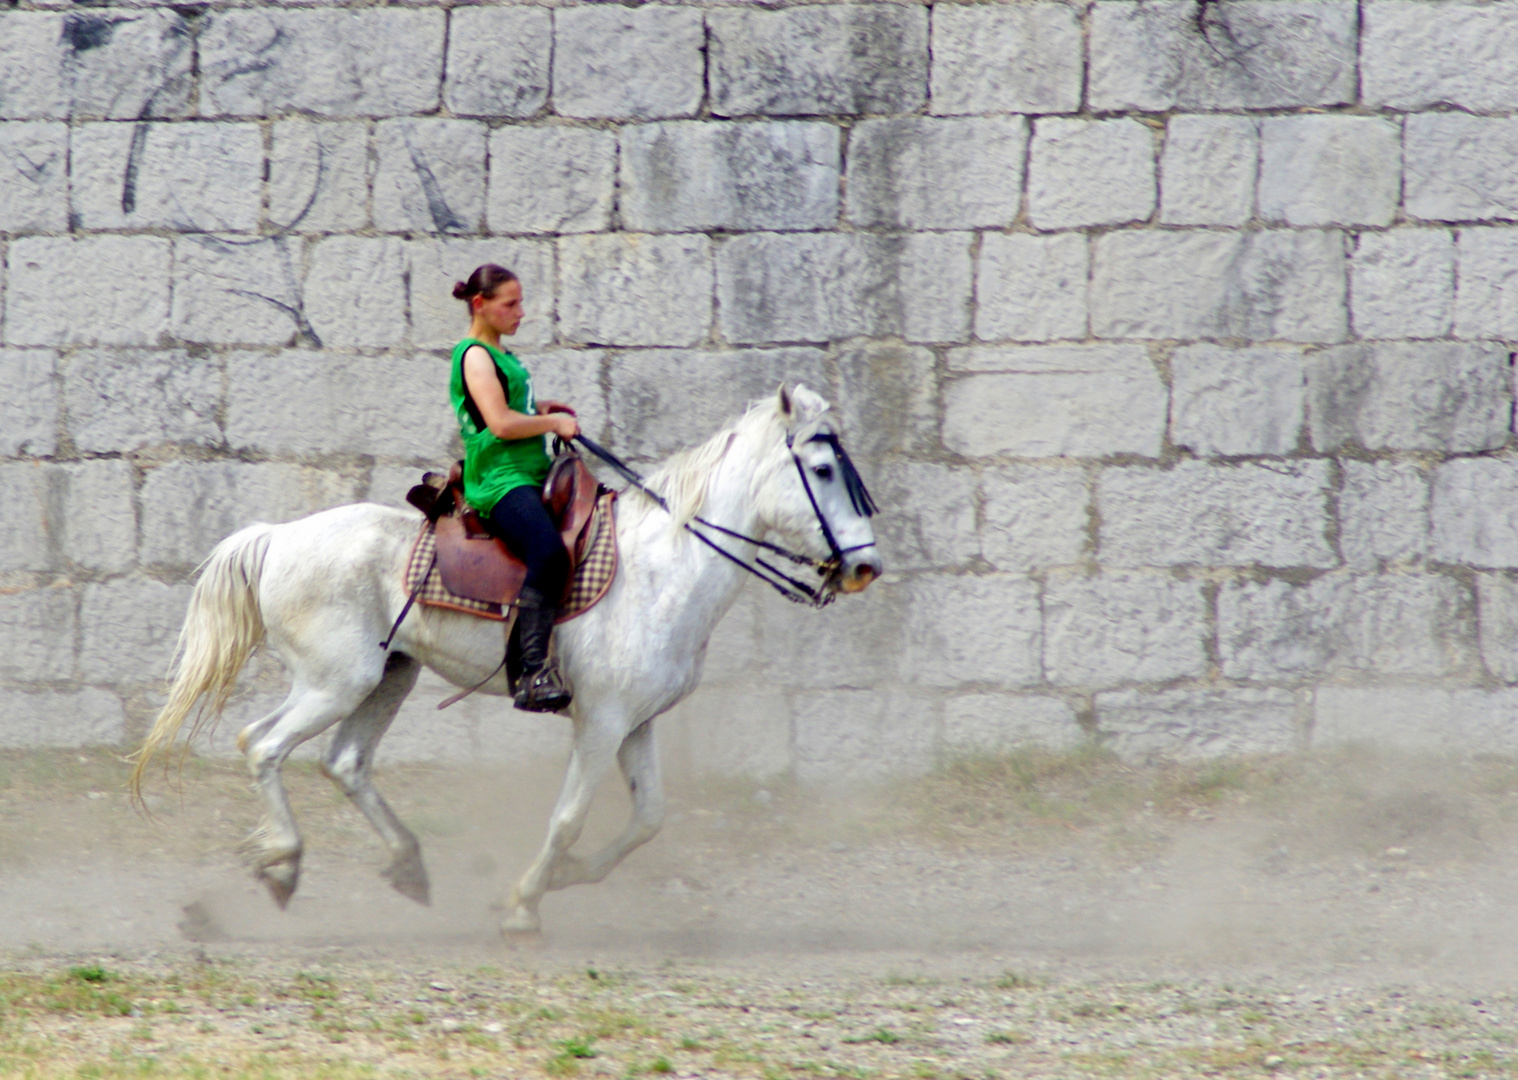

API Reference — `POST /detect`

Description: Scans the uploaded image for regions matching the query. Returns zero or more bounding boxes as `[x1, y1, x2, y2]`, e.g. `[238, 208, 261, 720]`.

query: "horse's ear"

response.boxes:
[777, 383, 794, 419]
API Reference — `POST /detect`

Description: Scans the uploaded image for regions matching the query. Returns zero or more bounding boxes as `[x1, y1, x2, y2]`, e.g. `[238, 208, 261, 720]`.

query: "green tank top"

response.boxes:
[449, 338, 552, 514]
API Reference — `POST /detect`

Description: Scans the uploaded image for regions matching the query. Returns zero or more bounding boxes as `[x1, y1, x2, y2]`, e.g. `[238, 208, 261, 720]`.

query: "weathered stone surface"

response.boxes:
[1170, 345, 1305, 457]
[1096, 688, 1298, 760]
[943, 346, 1166, 459]
[1478, 573, 1518, 684]
[365, 465, 425, 511]
[942, 694, 1083, 755]
[1159, 114, 1257, 227]
[267, 120, 371, 233]
[846, 117, 1026, 230]
[444, 7, 550, 118]
[1363, 0, 1518, 110]
[1089, 0, 1358, 110]
[718, 232, 907, 344]
[0, 463, 51, 573]
[226, 351, 457, 459]
[558, 234, 712, 348]
[71, 122, 263, 232]
[1218, 574, 1474, 681]
[900, 233, 972, 344]
[64, 348, 220, 453]
[1311, 686, 1457, 751]
[487, 126, 616, 236]
[1340, 461, 1429, 571]
[1454, 228, 1518, 341]
[1405, 114, 1518, 224]
[1044, 572, 1208, 686]
[711, 5, 927, 117]
[975, 233, 1088, 342]
[1350, 230, 1455, 340]
[553, 6, 703, 121]
[1092, 230, 1347, 343]
[172, 236, 306, 347]
[980, 465, 1089, 572]
[623, 121, 840, 233]
[518, 349, 609, 445]
[1451, 689, 1518, 755]
[834, 342, 939, 462]
[78, 578, 192, 684]
[1259, 116, 1401, 228]
[56, 460, 135, 574]
[302, 238, 407, 349]
[201, 10, 444, 117]
[1100, 461, 1334, 569]
[5, 236, 171, 347]
[664, 685, 793, 779]
[0, 122, 67, 232]
[759, 579, 908, 690]
[906, 573, 1042, 689]
[1432, 461, 1518, 568]
[868, 461, 977, 572]
[0, 11, 193, 120]
[407, 237, 555, 349]
[373, 119, 486, 235]
[1307, 343, 1511, 453]
[1027, 118, 1156, 230]
[0, 586, 76, 681]
[793, 689, 937, 783]
[0, 688, 124, 748]
[930, 3, 1081, 115]
[0, 349, 57, 457]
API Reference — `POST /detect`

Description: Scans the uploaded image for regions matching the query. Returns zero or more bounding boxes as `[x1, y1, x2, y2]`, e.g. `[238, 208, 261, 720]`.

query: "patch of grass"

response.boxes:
[985, 1030, 1029, 1045]
[992, 972, 1039, 991]
[843, 1028, 901, 1045]
[546, 1035, 597, 1076]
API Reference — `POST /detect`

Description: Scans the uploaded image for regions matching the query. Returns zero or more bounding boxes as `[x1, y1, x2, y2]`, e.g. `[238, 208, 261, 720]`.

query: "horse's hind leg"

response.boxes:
[548, 720, 666, 890]
[321, 652, 430, 905]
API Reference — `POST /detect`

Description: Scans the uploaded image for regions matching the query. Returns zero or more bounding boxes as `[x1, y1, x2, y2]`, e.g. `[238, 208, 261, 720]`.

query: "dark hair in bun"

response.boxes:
[453, 264, 519, 306]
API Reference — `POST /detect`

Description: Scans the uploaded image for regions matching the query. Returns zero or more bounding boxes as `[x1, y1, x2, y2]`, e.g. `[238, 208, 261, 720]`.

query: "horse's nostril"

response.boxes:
[842, 563, 878, 593]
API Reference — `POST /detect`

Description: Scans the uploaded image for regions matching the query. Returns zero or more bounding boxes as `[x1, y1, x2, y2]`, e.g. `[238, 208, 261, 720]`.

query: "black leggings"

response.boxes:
[488, 485, 570, 602]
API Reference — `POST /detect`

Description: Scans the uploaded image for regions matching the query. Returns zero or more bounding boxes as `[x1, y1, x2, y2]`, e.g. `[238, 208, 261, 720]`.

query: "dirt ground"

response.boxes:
[3, 744, 1518, 1077]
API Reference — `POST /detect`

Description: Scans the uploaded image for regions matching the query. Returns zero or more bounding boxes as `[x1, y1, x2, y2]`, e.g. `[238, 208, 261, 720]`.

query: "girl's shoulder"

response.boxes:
[453, 338, 520, 365]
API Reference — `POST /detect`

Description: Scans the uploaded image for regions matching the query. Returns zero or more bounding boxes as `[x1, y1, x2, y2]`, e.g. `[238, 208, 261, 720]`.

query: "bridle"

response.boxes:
[572, 427, 876, 609]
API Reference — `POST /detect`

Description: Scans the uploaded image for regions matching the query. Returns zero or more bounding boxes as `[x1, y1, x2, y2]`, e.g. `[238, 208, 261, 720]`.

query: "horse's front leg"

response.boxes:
[548, 720, 665, 890]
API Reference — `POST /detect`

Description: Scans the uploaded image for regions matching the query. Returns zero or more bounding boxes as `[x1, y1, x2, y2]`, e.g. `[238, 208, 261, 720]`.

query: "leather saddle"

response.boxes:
[407, 452, 600, 608]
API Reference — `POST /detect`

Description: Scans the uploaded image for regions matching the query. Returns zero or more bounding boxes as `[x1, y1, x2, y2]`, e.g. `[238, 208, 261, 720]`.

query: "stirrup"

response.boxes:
[514, 659, 573, 713]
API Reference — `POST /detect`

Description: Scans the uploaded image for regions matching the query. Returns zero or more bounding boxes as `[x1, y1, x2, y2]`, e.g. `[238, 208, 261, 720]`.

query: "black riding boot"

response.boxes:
[512, 586, 573, 713]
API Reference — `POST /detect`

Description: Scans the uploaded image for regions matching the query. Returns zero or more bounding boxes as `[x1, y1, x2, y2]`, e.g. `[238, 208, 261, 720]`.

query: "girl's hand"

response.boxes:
[551, 413, 580, 440]
[538, 400, 576, 416]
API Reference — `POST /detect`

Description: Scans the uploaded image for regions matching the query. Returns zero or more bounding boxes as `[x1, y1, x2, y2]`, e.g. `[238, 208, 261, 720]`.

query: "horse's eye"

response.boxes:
[813, 464, 834, 482]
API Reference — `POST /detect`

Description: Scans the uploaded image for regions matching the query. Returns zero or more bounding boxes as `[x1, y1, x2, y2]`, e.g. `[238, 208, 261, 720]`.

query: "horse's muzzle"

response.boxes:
[838, 551, 882, 594]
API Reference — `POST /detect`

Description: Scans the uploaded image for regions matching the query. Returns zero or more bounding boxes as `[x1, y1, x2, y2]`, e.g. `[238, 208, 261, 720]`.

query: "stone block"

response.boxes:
[1219, 574, 1475, 681]
[226, 351, 457, 460]
[200, 10, 445, 117]
[691, 589, 762, 687]
[1100, 460, 1334, 569]
[0, 462, 52, 573]
[835, 341, 939, 462]
[1027, 118, 1156, 230]
[941, 694, 1083, 756]
[1312, 686, 1450, 751]
[1259, 115, 1401, 228]
[664, 686, 793, 780]
[1452, 688, 1518, 755]
[139, 462, 360, 569]
[606, 347, 827, 460]
[980, 465, 1089, 572]
[1340, 461, 1429, 572]
[0, 349, 57, 457]
[63, 348, 220, 453]
[1454, 228, 1518, 341]
[0, 10, 192, 120]
[710, 4, 927, 117]
[1406, 114, 1518, 224]
[1089, 0, 1358, 110]
[901, 233, 973, 344]
[365, 465, 426, 511]
[1044, 572, 1208, 686]
[942, 346, 1166, 459]
[1479, 573, 1518, 683]
[1170, 345, 1305, 457]
[1307, 343, 1510, 453]
[373, 119, 486, 235]
[1092, 230, 1347, 343]
[1096, 688, 1298, 760]
[930, 4, 1081, 115]
[407, 237, 555, 350]
[558, 234, 712, 348]
[71, 122, 263, 233]
[552, 6, 703, 121]
[793, 689, 938, 783]
[0, 586, 76, 681]
[1350, 230, 1455, 340]
[268, 120, 371, 233]
[1363, 0, 1518, 111]
[56, 460, 135, 574]
[868, 460, 977, 573]
[1159, 114, 1258, 227]
[0, 122, 67, 232]
[758, 579, 909, 690]
[0, 688, 124, 748]
[172, 236, 306, 347]
[1432, 460, 1518, 568]
[5, 236, 171, 347]
[79, 578, 192, 684]
[443, 7, 550, 118]
[518, 349, 608, 445]
[487, 126, 616, 235]
[975, 233, 1088, 342]
[622, 121, 840, 233]
[302, 238, 407, 349]
[846, 116, 1026, 230]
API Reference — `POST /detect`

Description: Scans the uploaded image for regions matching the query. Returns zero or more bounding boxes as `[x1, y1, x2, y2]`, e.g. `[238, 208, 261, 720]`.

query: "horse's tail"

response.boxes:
[130, 523, 274, 803]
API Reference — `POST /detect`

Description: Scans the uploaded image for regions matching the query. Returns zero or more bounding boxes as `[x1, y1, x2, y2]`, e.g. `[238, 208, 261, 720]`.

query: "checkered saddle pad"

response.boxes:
[403, 491, 619, 623]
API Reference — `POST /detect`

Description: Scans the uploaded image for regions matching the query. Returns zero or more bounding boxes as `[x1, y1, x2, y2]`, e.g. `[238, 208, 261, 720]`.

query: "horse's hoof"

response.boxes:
[498, 906, 542, 936]
[382, 851, 431, 906]
[256, 861, 300, 910]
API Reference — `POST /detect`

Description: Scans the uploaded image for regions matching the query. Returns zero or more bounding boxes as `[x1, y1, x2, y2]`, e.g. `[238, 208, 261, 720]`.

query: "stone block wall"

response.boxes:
[3, 0, 1518, 777]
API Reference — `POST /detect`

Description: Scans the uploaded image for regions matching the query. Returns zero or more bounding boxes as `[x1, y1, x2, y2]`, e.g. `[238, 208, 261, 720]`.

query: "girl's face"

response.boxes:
[474, 280, 524, 336]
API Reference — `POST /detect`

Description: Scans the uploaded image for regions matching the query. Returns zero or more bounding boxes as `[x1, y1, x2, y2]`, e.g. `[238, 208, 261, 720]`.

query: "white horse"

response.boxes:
[132, 385, 882, 934]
